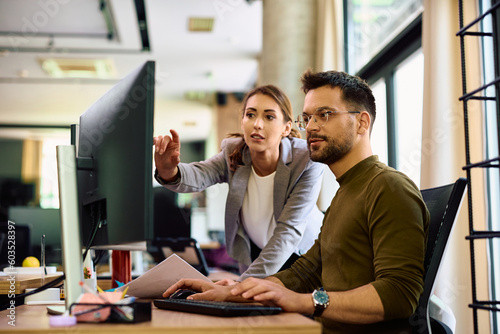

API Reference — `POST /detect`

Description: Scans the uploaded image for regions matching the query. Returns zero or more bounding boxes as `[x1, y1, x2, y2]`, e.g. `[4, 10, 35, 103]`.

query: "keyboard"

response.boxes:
[153, 299, 282, 317]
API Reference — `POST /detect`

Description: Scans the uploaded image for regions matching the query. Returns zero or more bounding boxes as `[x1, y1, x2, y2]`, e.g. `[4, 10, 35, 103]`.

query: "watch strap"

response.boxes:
[312, 304, 326, 317]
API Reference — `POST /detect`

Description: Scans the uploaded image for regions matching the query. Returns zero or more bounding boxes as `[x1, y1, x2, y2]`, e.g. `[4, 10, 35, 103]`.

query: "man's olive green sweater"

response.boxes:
[273, 156, 429, 334]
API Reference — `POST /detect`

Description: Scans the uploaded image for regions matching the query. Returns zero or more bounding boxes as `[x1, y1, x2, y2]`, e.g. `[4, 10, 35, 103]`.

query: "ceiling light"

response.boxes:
[188, 17, 215, 32]
[39, 58, 115, 79]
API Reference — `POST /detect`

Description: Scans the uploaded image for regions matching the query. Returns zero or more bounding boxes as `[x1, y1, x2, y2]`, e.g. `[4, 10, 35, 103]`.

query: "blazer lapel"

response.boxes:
[225, 148, 252, 258]
[274, 138, 292, 220]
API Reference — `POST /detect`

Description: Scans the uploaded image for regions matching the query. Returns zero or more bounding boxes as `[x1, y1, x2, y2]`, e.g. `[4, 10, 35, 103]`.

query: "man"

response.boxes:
[163, 70, 429, 334]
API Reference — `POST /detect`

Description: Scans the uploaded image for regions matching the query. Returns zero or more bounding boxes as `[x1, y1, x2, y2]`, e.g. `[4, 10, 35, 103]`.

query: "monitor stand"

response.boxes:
[56, 145, 84, 311]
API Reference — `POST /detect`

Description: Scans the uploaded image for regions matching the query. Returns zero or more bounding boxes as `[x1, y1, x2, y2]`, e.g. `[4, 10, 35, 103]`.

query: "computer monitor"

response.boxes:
[56, 61, 156, 309]
[75, 60, 155, 249]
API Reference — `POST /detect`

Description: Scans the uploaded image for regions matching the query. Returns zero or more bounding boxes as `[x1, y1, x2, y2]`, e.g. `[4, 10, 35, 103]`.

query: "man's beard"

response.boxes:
[308, 133, 354, 165]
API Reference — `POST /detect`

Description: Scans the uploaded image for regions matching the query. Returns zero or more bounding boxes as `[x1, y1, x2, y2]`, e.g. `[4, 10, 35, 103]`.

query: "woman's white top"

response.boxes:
[241, 166, 277, 250]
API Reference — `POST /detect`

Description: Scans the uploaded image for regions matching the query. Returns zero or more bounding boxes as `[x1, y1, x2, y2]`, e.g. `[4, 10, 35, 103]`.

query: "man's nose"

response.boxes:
[305, 116, 319, 131]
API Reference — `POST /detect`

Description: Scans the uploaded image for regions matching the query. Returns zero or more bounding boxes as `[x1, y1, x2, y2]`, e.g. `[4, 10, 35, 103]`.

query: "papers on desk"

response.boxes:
[116, 254, 211, 299]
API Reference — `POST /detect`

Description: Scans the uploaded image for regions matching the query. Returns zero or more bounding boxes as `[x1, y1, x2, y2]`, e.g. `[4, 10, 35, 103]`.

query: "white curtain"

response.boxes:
[316, 0, 343, 72]
[21, 139, 43, 205]
[421, 0, 490, 333]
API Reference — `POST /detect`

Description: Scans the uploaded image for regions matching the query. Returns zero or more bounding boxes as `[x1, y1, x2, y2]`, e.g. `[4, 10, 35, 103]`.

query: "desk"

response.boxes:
[0, 274, 62, 295]
[0, 304, 322, 334]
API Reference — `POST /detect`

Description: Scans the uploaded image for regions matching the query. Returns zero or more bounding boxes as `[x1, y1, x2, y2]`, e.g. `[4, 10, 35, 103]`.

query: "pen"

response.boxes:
[41, 235, 46, 285]
[120, 286, 129, 300]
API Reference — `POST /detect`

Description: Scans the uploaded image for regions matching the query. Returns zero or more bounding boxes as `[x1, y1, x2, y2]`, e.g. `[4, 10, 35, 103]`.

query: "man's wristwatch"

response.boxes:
[312, 287, 330, 317]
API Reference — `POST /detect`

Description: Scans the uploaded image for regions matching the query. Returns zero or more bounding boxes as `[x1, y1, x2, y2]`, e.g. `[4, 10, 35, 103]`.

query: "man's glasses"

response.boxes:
[295, 110, 360, 131]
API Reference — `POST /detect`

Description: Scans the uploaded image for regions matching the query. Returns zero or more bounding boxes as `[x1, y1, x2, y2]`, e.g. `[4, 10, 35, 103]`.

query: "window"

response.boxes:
[40, 136, 70, 208]
[370, 78, 388, 165]
[344, 0, 423, 74]
[394, 50, 424, 185]
[367, 47, 424, 187]
[344, 1, 423, 186]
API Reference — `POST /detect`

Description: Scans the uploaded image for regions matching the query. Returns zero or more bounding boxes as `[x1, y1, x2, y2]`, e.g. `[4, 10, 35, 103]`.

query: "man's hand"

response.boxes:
[153, 129, 181, 181]
[162, 278, 242, 302]
[214, 279, 238, 286]
[230, 277, 312, 314]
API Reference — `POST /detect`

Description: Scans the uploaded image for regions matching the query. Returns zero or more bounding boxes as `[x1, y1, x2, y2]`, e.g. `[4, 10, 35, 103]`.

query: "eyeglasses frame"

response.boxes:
[295, 110, 361, 131]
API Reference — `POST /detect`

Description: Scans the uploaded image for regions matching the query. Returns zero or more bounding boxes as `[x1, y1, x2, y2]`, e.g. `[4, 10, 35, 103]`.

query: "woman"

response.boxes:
[153, 85, 324, 280]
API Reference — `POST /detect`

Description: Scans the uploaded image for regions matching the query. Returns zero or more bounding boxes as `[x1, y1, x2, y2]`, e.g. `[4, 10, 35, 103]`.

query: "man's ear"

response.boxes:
[358, 111, 371, 134]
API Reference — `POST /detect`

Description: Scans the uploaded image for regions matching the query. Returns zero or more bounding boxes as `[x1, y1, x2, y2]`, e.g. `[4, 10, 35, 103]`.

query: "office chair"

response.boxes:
[153, 186, 191, 239]
[411, 177, 467, 334]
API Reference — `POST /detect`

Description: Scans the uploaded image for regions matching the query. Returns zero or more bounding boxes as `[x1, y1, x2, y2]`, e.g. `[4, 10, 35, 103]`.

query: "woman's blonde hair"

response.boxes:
[227, 85, 300, 171]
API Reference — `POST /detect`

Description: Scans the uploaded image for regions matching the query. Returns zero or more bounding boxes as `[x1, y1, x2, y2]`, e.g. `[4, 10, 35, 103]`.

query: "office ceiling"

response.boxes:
[0, 0, 262, 142]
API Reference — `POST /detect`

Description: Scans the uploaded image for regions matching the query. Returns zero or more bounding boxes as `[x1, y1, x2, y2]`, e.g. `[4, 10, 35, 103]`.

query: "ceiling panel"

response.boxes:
[0, 0, 109, 34]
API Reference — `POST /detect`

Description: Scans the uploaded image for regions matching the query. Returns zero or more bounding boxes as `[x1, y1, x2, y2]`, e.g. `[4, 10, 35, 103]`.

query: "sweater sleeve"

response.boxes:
[272, 215, 326, 293]
[367, 173, 429, 320]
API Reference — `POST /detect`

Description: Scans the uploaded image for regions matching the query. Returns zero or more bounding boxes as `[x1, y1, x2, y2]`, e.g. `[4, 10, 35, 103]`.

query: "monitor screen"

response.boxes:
[76, 61, 155, 248]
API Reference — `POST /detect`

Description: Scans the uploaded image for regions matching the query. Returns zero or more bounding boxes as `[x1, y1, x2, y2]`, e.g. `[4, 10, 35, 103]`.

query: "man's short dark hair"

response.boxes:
[301, 70, 376, 131]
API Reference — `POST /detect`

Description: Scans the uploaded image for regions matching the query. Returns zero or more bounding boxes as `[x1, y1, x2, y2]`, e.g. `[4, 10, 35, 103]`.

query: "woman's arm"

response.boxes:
[161, 140, 233, 193]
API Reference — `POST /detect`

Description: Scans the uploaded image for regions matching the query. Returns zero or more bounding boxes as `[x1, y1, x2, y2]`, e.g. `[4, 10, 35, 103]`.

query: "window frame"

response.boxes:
[344, 8, 422, 169]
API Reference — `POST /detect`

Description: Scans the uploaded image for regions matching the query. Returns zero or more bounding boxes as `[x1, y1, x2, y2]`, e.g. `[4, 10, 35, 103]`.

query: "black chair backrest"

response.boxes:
[153, 186, 191, 239]
[148, 237, 210, 276]
[411, 177, 467, 333]
[420, 178, 467, 293]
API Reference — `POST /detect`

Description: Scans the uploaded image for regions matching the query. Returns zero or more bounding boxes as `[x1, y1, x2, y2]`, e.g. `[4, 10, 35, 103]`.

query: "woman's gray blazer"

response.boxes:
[161, 136, 324, 280]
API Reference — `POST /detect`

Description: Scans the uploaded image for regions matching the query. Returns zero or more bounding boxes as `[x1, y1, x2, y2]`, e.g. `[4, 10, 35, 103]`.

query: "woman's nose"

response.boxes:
[253, 117, 264, 129]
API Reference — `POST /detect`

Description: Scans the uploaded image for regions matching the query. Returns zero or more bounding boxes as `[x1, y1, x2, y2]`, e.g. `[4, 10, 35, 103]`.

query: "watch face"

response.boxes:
[314, 290, 329, 305]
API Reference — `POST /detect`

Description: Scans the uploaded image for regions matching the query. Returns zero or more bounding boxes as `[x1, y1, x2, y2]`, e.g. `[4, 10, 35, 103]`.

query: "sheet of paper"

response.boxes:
[116, 254, 211, 299]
